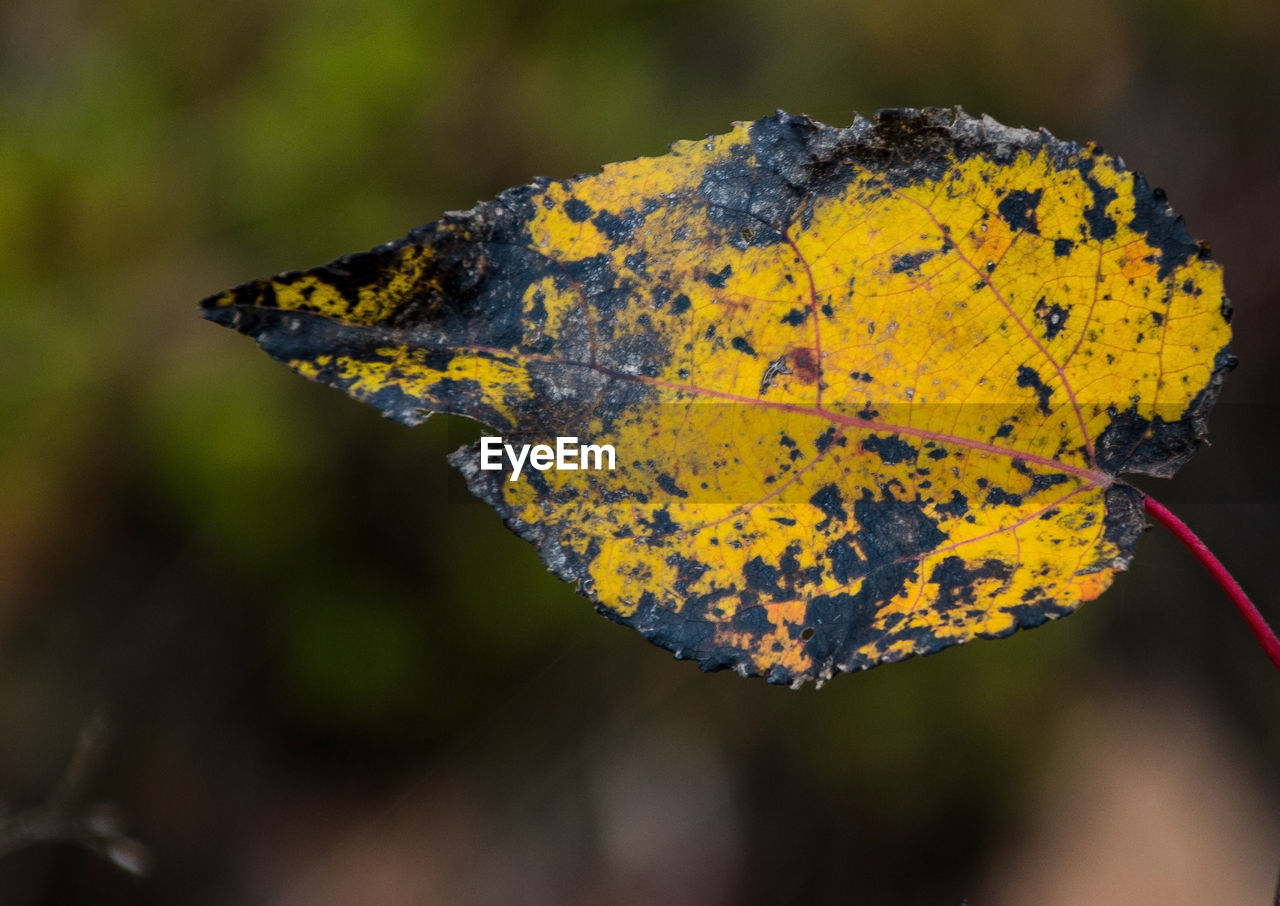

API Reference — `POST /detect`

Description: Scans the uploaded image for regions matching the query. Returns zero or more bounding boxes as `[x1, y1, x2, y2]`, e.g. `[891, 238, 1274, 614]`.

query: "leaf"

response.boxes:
[202, 108, 1232, 687]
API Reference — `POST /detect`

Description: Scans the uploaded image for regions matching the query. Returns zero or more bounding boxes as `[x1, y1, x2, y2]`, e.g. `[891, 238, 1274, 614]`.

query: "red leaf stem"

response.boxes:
[1142, 493, 1280, 671]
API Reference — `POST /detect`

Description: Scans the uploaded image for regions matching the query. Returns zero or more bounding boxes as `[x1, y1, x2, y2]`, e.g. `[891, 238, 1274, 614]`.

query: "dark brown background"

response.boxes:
[2, 0, 1278, 902]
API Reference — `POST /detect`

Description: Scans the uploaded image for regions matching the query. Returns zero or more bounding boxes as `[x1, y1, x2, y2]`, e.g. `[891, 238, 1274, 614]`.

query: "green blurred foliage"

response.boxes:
[2, 0, 1280, 902]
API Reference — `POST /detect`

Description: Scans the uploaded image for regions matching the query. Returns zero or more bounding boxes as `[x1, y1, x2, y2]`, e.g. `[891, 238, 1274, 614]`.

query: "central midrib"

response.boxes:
[435, 337, 1110, 487]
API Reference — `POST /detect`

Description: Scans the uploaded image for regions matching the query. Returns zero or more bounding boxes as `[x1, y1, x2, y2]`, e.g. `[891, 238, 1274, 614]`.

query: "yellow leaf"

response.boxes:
[203, 109, 1232, 687]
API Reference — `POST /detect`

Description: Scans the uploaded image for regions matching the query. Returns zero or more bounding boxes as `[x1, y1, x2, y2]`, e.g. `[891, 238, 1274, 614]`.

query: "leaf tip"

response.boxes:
[198, 291, 235, 322]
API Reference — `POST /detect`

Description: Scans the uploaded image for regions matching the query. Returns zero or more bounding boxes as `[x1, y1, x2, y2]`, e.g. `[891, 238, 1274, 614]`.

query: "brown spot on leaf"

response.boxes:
[790, 347, 821, 383]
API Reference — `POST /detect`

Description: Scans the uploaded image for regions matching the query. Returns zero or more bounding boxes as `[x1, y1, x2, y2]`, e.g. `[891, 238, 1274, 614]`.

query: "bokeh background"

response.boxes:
[3, 1, 1280, 902]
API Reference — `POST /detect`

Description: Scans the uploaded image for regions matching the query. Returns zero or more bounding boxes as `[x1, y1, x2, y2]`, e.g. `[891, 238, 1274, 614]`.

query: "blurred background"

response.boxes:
[2, 0, 1279, 902]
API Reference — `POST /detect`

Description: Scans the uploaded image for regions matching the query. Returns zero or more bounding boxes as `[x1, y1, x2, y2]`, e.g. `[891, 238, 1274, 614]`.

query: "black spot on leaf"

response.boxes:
[705, 264, 733, 288]
[860, 434, 919, 465]
[563, 198, 593, 222]
[1034, 298, 1069, 341]
[985, 487, 1023, 507]
[891, 251, 934, 275]
[929, 556, 1010, 612]
[656, 473, 689, 498]
[826, 534, 866, 585]
[934, 489, 969, 518]
[996, 188, 1042, 234]
[743, 556, 783, 598]
[810, 484, 847, 524]
[1128, 175, 1198, 282]
[647, 507, 680, 536]
[1079, 158, 1118, 241]
[1016, 365, 1053, 415]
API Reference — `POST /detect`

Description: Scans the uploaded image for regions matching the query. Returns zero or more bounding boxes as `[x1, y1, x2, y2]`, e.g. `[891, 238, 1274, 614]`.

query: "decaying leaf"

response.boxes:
[202, 108, 1232, 687]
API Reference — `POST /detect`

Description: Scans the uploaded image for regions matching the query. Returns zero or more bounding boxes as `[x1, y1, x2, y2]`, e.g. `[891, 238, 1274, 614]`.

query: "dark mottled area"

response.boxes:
[934, 489, 969, 518]
[1002, 599, 1073, 630]
[780, 541, 822, 588]
[996, 188, 1042, 234]
[810, 484, 846, 524]
[747, 113, 870, 201]
[850, 108, 1068, 187]
[1128, 174, 1199, 281]
[705, 264, 733, 288]
[743, 556, 783, 598]
[891, 250, 934, 275]
[563, 198, 593, 222]
[311, 242, 404, 316]
[985, 487, 1022, 507]
[798, 591, 881, 667]
[1015, 364, 1053, 415]
[1034, 297, 1069, 341]
[626, 590, 716, 657]
[826, 534, 866, 585]
[1010, 459, 1072, 497]
[782, 308, 808, 326]
[522, 463, 553, 498]
[560, 253, 633, 315]
[1078, 157, 1119, 241]
[591, 205, 652, 244]
[525, 288, 548, 326]
[814, 426, 838, 452]
[732, 604, 773, 635]
[358, 383, 433, 426]
[656, 472, 689, 498]
[797, 488, 947, 670]
[1100, 482, 1146, 561]
[1028, 472, 1070, 494]
[1053, 237, 1074, 257]
[928, 556, 1010, 612]
[203, 305, 421, 424]
[853, 489, 946, 567]
[520, 358, 640, 434]
[696, 152, 792, 247]
[253, 282, 280, 309]
[884, 624, 946, 655]
[861, 433, 919, 465]
[646, 507, 680, 536]
[1095, 346, 1234, 478]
